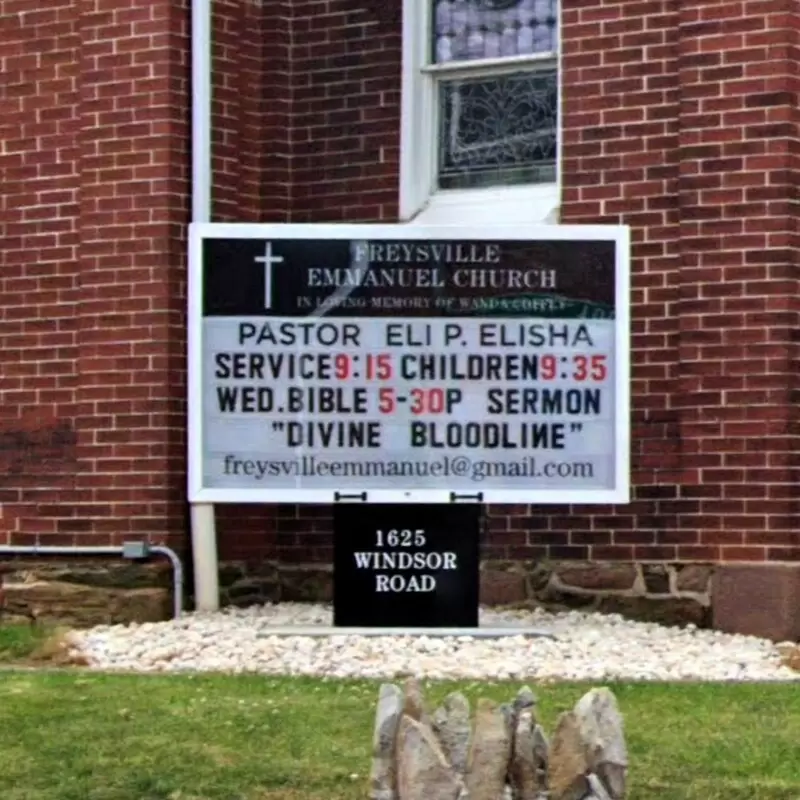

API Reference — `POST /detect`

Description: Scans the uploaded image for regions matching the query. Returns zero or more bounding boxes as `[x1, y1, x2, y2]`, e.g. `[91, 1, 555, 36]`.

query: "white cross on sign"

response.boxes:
[253, 241, 284, 309]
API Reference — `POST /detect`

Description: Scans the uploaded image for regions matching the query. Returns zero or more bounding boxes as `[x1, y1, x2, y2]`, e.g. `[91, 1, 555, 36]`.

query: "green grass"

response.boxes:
[0, 620, 55, 663]
[0, 669, 799, 800]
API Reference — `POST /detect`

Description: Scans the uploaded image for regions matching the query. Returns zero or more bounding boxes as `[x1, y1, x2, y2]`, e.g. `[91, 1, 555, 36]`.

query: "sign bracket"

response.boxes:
[334, 491, 369, 503]
[449, 491, 484, 503]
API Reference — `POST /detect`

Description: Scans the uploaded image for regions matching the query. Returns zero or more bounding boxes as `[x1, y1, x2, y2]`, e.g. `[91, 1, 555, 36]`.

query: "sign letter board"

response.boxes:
[188, 223, 630, 505]
[333, 503, 480, 628]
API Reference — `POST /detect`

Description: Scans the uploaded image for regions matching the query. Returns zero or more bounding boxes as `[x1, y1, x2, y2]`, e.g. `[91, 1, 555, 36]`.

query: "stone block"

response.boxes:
[598, 596, 708, 628]
[712, 564, 800, 642]
[226, 577, 280, 607]
[218, 561, 247, 588]
[539, 587, 599, 610]
[2, 581, 170, 627]
[526, 561, 553, 593]
[641, 565, 669, 594]
[280, 565, 333, 602]
[555, 564, 636, 592]
[675, 564, 711, 594]
[479, 568, 527, 606]
[0, 560, 171, 589]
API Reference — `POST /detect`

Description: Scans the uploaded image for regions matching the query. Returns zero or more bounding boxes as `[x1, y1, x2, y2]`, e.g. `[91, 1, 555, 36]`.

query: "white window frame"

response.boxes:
[399, 0, 562, 225]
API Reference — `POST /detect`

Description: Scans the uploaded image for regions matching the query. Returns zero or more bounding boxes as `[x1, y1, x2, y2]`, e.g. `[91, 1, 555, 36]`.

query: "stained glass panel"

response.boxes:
[437, 69, 557, 189]
[432, 0, 558, 64]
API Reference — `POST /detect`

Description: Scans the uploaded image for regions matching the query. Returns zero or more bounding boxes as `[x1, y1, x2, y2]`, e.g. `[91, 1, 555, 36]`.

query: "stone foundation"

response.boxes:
[478, 560, 713, 628]
[12, 557, 798, 639]
[219, 559, 713, 629]
[220, 561, 331, 606]
[0, 560, 173, 627]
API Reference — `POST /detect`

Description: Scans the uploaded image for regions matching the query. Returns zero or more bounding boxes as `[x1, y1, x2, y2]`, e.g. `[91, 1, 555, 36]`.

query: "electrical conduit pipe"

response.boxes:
[0, 543, 184, 620]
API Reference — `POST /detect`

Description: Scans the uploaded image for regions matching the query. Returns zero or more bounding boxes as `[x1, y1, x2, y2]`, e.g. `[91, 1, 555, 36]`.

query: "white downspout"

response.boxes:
[189, 0, 220, 612]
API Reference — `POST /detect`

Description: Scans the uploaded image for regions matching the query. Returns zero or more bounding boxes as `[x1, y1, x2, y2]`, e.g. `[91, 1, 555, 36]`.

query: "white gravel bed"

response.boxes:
[66, 603, 800, 683]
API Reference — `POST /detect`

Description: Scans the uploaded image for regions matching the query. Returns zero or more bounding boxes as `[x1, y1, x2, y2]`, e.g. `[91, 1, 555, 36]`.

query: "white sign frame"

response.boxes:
[188, 222, 630, 505]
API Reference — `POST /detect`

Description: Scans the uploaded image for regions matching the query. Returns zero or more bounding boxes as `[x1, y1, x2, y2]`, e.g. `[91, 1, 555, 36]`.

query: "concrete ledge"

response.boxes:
[252, 626, 556, 638]
[712, 564, 800, 642]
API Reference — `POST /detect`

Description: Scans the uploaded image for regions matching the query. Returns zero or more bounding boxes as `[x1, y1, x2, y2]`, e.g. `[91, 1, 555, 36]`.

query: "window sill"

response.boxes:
[403, 184, 560, 226]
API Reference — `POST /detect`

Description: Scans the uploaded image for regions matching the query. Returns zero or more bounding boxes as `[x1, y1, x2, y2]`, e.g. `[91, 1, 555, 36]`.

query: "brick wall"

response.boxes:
[211, 2, 403, 566]
[555, 0, 800, 565]
[2, 0, 799, 576]
[0, 0, 190, 550]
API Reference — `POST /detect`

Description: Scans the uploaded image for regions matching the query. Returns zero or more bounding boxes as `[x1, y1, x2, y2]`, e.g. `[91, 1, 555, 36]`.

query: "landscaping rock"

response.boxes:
[396, 715, 463, 800]
[509, 685, 547, 799]
[370, 683, 404, 800]
[778, 643, 800, 672]
[509, 706, 540, 799]
[431, 692, 471, 777]
[368, 676, 629, 800]
[531, 724, 549, 792]
[573, 688, 627, 800]
[513, 685, 537, 715]
[70, 602, 794, 681]
[586, 773, 614, 800]
[466, 699, 512, 800]
[548, 711, 592, 800]
[403, 677, 430, 725]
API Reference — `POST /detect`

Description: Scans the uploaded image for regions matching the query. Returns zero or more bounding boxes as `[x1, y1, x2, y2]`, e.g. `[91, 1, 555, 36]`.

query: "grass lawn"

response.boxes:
[1, 626, 800, 799]
[0, 620, 55, 663]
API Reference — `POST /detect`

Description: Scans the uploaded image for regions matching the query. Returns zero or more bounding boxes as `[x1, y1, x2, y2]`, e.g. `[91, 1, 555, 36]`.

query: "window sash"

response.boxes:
[434, 65, 558, 191]
[421, 50, 557, 78]
[428, 0, 559, 72]
[399, 0, 562, 220]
